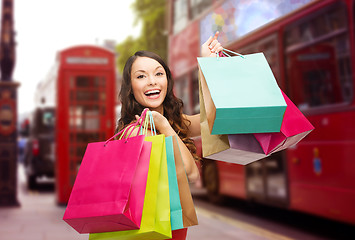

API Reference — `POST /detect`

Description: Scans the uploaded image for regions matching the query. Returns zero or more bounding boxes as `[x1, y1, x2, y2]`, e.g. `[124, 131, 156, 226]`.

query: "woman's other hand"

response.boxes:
[136, 109, 175, 136]
[150, 111, 175, 136]
[201, 31, 223, 57]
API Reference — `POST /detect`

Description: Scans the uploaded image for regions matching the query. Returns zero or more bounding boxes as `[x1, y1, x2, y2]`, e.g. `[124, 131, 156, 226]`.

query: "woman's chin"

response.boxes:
[144, 103, 164, 112]
[143, 100, 162, 108]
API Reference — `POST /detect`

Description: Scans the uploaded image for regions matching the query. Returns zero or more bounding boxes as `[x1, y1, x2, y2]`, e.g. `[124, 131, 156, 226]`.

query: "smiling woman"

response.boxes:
[117, 50, 200, 183]
[131, 56, 168, 112]
[116, 33, 223, 186]
[114, 33, 222, 240]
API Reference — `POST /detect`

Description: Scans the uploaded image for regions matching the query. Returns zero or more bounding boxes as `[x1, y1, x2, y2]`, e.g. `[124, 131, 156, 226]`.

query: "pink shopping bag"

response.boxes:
[254, 90, 314, 155]
[63, 111, 152, 234]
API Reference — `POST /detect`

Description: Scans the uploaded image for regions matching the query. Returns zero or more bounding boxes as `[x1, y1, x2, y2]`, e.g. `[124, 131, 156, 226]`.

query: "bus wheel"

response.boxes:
[203, 160, 224, 204]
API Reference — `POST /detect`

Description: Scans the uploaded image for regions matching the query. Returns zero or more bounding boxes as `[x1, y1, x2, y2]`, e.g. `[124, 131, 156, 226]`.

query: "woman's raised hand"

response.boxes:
[201, 31, 223, 58]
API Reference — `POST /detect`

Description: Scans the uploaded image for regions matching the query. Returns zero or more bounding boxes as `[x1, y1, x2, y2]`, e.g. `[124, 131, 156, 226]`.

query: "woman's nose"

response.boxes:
[147, 75, 157, 85]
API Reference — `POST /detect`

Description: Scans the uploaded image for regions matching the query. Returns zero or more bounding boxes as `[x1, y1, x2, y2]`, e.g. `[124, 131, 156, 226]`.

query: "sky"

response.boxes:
[12, 0, 140, 115]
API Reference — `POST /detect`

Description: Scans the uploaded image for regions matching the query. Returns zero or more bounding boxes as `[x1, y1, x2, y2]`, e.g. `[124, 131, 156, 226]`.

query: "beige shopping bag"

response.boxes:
[199, 69, 268, 165]
[172, 135, 198, 227]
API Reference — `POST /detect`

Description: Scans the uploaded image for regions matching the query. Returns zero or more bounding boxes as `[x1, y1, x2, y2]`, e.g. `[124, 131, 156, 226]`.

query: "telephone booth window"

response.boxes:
[68, 75, 107, 186]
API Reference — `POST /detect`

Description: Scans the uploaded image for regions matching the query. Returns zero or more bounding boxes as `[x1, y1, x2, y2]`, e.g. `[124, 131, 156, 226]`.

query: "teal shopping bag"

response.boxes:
[197, 52, 286, 135]
[165, 136, 184, 231]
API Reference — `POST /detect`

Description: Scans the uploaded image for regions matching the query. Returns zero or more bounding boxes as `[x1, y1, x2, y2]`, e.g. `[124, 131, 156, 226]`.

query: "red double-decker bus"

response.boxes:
[168, 0, 355, 224]
[33, 45, 116, 204]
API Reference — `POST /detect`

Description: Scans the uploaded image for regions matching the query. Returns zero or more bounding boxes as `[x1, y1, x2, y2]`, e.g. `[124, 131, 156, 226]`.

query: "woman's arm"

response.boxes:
[184, 32, 224, 138]
[184, 114, 200, 138]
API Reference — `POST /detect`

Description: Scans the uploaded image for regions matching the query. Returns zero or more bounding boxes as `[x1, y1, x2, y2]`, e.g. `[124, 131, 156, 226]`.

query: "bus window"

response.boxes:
[190, 0, 213, 20]
[43, 111, 55, 127]
[173, 0, 188, 34]
[175, 75, 192, 114]
[32, 108, 55, 134]
[192, 69, 199, 114]
[239, 34, 280, 84]
[284, 2, 353, 108]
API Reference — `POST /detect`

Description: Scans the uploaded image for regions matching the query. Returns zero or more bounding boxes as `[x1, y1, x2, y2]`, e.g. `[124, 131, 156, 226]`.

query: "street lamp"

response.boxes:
[0, 0, 20, 207]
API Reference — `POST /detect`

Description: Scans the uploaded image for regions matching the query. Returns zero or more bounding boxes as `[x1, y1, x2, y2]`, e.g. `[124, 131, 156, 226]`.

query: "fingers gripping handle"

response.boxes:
[218, 48, 245, 58]
[104, 109, 149, 145]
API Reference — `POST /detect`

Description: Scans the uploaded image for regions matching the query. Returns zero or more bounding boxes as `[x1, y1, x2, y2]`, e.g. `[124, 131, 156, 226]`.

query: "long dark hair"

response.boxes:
[116, 51, 198, 160]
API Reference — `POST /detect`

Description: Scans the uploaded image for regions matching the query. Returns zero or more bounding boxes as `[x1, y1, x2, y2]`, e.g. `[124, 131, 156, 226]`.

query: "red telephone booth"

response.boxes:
[55, 46, 116, 204]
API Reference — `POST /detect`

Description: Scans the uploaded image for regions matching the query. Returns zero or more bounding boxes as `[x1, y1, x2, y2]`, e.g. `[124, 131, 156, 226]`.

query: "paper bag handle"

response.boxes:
[141, 110, 157, 136]
[105, 109, 149, 145]
[219, 48, 245, 59]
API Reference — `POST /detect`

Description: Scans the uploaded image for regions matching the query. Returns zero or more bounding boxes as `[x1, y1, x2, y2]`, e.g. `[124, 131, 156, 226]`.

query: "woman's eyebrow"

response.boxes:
[134, 69, 146, 74]
[134, 66, 162, 74]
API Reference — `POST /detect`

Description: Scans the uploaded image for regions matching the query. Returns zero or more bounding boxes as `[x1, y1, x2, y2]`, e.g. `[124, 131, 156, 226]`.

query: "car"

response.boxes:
[24, 107, 55, 189]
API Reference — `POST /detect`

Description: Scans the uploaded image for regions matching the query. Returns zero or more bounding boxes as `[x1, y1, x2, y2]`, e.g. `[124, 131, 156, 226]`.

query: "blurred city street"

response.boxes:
[1, 163, 354, 240]
[0, 164, 280, 240]
[1, 1, 355, 240]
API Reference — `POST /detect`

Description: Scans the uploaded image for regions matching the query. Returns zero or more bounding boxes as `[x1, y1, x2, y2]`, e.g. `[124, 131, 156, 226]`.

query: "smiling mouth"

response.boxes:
[144, 89, 161, 98]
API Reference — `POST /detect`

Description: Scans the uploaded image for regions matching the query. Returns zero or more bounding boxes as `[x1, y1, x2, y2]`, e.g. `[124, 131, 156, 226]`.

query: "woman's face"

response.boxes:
[131, 57, 168, 113]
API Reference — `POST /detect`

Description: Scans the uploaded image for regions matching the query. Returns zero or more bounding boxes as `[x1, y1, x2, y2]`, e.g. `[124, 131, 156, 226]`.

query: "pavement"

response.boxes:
[0, 164, 88, 240]
[0, 164, 282, 240]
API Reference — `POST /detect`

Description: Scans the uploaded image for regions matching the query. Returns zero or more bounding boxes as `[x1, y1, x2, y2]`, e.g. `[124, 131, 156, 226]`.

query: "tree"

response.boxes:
[115, 36, 142, 73]
[115, 0, 167, 72]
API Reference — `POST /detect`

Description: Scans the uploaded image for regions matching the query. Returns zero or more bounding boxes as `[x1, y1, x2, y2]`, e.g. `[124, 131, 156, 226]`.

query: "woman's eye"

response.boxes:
[137, 75, 145, 79]
[156, 72, 164, 76]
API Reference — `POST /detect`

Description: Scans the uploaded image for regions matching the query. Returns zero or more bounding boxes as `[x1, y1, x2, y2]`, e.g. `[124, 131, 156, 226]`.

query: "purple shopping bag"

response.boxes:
[63, 111, 152, 234]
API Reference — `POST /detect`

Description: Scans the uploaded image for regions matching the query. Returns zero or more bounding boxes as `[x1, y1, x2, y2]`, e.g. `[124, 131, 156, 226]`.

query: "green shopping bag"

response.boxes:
[89, 133, 172, 240]
[197, 51, 286, 135]
[165, 136, 184, 231]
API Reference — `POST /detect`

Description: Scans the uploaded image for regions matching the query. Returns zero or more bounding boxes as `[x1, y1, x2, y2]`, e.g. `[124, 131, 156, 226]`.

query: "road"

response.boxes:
[0, 164, 354, 240]
[190, 187, 355, 240]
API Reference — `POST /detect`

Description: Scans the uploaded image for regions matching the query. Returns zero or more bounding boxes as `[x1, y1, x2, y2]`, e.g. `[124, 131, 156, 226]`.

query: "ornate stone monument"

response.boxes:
[0, 0, 19, 206]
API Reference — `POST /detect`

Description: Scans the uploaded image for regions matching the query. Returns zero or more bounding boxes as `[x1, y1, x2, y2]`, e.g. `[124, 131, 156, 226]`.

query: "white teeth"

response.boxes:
[145, 90, 160, 95]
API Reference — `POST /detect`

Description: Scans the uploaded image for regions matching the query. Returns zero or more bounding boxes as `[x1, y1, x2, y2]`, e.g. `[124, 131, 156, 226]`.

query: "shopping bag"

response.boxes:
[143, 112, 195, 231]
[63, 117, 151, 233]
[170, 228, 188, 240]
[165, 136, 184, 231]
[199, 73, 268, 165]
[199, 70, 314, 165]
[172, 135, 198, 227]
[254, 90, 314, 155]
[90, 113, 171, 240]
[197, 51, 286, 135]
